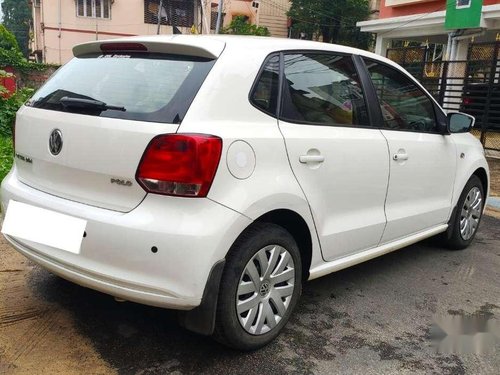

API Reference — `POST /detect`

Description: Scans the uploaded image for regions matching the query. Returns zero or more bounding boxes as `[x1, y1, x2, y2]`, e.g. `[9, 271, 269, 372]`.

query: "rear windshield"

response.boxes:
[27, 53, 215, 124]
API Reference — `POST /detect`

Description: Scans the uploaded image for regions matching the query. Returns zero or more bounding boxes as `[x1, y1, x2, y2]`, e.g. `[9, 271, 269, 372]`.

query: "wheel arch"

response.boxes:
[253, 209, 313, 282]
[473, 167, 489, 198]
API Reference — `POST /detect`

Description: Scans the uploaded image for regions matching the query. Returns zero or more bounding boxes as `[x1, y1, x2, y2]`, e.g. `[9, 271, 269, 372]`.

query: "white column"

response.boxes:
[374, 34, 391, 57]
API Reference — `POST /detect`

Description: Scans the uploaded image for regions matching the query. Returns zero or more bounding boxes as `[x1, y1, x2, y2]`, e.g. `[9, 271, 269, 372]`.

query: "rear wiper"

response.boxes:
[60, 97, 126, 112]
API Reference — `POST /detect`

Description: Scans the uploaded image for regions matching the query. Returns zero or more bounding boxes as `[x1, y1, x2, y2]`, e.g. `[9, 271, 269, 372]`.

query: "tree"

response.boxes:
[222, 16, 270, 37]
[288, 0, 372, 50]
[0, 24, 21, 52]
[1, 0, 31, 57]
[0, 24, 27, 70]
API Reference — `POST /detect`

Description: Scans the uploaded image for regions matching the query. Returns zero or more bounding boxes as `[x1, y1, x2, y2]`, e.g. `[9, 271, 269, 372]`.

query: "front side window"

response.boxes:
[77, 0, 111, 19]
[281, 53, 369, 127]
[250, 55, 280, 116]
[364, 58, 438, 133]
[145, 0, 195, 28]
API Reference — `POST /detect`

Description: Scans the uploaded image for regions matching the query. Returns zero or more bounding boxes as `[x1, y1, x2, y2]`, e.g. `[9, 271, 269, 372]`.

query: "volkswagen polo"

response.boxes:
[1, 35, 489, 350]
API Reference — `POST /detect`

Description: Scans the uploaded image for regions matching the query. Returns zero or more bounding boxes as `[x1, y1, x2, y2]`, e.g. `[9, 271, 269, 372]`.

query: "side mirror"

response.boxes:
[447, 112, 475, 134]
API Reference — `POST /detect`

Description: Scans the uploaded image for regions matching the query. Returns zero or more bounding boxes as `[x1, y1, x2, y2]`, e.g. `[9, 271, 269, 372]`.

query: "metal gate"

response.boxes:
[387, 43, 500, 152]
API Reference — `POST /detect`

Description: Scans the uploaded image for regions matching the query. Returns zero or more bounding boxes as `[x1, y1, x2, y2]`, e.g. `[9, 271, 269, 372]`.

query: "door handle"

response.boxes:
[393, 152, 408, 161]
[299, 155, 325, 163]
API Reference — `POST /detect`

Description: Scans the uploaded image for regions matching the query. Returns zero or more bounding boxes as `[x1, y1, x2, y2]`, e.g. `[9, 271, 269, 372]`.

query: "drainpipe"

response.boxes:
[215, 0, 223, 34]
[41, 0, 46, 63]
[449, 30, 464, 61]
[449, 30, 484, 61]
[199, 0, 208, 34]
[445, 33, 452, 60]
[58, 0, 62, 65]
[157, 0, 163, 35]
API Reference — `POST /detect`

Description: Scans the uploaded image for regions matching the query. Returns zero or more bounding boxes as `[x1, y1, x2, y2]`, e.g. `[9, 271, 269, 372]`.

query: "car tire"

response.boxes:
[213, 223, 302, 351]
[445, 175, 484, 250]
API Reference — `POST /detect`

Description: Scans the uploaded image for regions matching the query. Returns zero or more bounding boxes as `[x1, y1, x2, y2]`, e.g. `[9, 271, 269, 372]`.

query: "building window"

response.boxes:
[456, 0, 471, 9]
[144, 0, 196, 28]
[77, 0, 111, 19]
[210, 10, 225, 30]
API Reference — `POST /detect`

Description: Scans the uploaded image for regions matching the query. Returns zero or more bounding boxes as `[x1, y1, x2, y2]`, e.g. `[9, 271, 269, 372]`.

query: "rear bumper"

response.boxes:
[1, 168, 251, 310]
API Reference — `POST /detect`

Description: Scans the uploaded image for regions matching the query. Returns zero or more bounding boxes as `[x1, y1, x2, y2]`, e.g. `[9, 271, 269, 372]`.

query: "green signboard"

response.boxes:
[445, 0, 483, 30]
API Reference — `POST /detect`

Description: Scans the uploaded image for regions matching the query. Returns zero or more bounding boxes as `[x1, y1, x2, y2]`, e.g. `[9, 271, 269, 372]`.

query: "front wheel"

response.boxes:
[213, 223, 302, 351]
[445, 175, 484, 250]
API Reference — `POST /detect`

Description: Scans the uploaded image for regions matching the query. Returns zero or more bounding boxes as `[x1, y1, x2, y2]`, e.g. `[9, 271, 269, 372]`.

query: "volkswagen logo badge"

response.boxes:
[49, 129, 63, 156]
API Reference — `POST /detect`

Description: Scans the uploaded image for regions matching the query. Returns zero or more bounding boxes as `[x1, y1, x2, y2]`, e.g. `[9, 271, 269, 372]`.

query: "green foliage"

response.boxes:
[1, 0, 32, 58]
[222, 16, 270, 36]
[0, 136, 13, 182]
[0, 25, 21, 51]
[0, 25, 51, 72]
[0, 86, 34, 137]
[288, 0, 372, 50]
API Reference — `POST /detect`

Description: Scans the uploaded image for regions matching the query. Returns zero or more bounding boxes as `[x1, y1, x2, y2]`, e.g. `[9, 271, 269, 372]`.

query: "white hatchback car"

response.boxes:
[1, 35, 489, 350]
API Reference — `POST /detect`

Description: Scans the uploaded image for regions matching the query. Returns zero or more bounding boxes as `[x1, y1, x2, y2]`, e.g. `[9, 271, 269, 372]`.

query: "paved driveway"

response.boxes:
[1, 216, 499, 375]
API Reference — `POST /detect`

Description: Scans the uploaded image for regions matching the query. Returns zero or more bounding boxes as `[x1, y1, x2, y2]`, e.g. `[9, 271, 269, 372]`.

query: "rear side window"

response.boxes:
[281, 53, 370, 127]
[27, 53, 216, 124]
[250, 54, 280, 117]
[363, 58, 438, 133]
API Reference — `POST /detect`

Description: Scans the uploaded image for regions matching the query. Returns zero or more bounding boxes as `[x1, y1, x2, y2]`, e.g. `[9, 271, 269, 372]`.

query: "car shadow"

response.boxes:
[26, 216, 497, 373]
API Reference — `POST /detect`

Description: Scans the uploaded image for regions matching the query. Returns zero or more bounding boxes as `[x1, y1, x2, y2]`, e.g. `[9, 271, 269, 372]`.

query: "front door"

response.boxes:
[278, 53, 390, 261]
[363, 58, 456, 243]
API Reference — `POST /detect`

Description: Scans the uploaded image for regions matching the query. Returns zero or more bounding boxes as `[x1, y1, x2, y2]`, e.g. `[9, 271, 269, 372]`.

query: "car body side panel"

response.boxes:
[278, 122, 390, 261]
[450, 132, 490, 209]
[178, 49, 324, 270]
[380, 131, 457, 244]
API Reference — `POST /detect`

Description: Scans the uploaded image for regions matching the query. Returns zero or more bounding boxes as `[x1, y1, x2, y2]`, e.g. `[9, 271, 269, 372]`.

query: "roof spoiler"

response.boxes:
[73, 36, 225, 60]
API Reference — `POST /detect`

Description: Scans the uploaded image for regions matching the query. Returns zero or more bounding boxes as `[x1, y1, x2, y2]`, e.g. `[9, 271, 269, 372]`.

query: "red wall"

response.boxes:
[380, 0, 500, 19]
[1, 66, 16, 98]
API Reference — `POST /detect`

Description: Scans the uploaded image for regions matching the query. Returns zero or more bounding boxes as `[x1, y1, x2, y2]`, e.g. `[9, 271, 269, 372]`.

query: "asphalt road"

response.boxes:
[1, 216, 499, 375]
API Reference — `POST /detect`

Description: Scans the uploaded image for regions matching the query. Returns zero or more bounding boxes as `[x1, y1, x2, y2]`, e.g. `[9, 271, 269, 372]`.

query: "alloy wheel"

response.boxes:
[236, 245, 295, 335]
[460, 186, 483, 241]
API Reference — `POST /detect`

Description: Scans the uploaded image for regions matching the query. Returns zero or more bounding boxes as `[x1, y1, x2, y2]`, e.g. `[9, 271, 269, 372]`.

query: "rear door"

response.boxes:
[277, 52, 390, 261]
[362, 58, 456, 243]
[15, 48, 216, 212]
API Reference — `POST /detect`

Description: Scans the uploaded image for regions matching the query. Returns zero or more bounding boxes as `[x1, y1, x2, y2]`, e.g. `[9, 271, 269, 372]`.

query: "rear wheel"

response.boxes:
[445, 175, 484, 250]
[213, 223, 302, 351]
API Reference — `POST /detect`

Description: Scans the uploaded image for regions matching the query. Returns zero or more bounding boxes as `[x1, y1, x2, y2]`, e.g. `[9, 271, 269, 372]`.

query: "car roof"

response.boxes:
[73, 34, 399, 69]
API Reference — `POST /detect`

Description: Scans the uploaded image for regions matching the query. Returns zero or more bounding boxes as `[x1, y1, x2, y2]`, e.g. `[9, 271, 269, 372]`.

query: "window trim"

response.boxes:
[456, 0, 472, 10]
[76, 0, 111, 19]
[248, 52, 282, 119]
[277, 50, 374, 130]
[360, 56, 447, 135]
[144, 0, 196, 28]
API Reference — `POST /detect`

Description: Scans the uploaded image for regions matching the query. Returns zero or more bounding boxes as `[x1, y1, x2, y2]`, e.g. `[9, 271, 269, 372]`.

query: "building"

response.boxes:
[358, 0, 500, 58]
[358, 1, 500, 154]
[369, 0, 381, 19]
[30, 0, 290, 65]
[30, 0, 209, 64]
[257, 0, 290, 38]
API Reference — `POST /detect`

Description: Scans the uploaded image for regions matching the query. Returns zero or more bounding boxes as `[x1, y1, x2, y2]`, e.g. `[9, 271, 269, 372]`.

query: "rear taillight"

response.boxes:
[463, 97, 472, 105]
[136, 134, 222, 197]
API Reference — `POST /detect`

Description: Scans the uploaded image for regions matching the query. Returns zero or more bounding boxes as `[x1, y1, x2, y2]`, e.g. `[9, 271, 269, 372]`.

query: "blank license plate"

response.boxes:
[2, 200, 87, 254]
